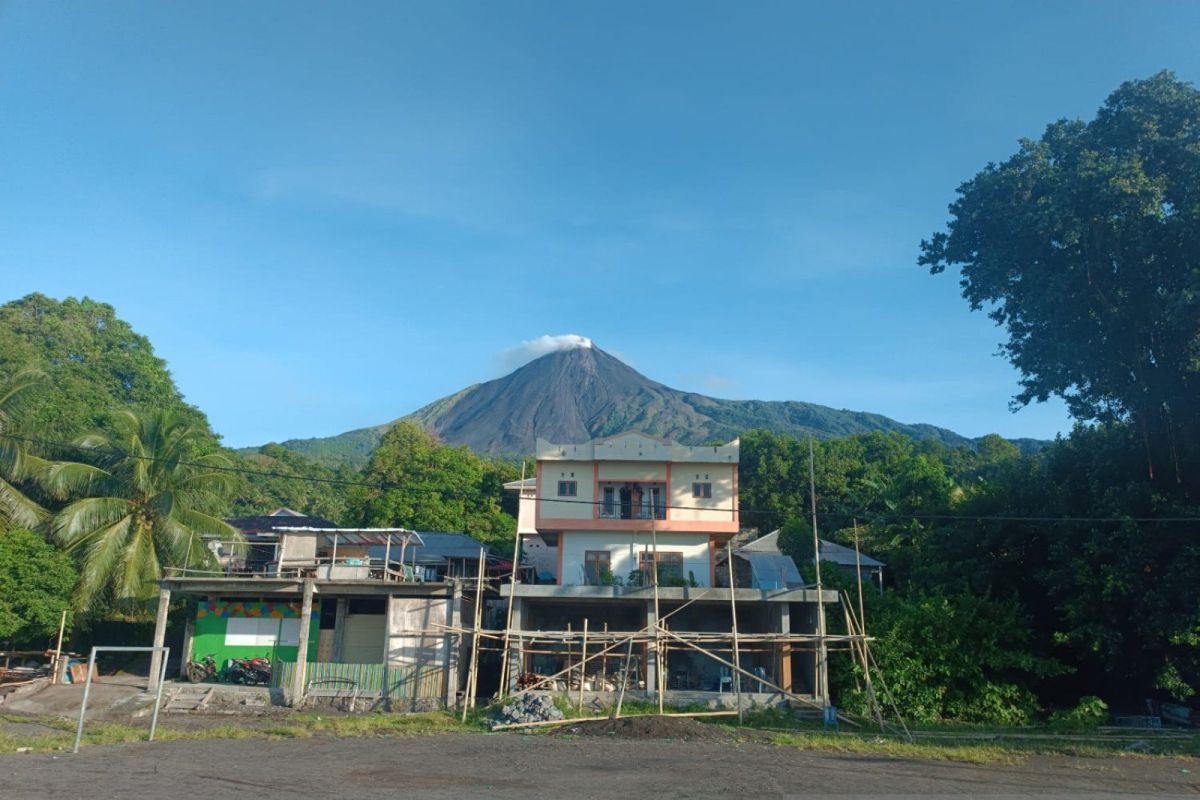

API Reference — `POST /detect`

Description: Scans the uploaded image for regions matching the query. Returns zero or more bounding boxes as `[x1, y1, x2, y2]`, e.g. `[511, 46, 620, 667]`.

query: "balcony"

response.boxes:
[597, 482, 667, 520]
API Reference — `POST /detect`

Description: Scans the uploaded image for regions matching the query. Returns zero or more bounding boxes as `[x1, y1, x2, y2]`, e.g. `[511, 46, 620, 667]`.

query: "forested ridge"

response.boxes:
[0, 71, 1197, 722]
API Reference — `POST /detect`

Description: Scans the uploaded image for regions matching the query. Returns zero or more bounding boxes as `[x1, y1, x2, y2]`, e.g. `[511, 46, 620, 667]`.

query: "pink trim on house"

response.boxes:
[536, 517, 740, 534]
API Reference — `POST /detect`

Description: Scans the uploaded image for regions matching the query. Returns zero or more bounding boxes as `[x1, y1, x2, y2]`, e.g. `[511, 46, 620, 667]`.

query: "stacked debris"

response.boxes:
[490, 693, 564, 728]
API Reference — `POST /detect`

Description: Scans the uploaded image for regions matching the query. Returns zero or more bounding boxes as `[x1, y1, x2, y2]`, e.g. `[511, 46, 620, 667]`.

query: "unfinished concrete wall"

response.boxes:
[387, 596, 451, 669]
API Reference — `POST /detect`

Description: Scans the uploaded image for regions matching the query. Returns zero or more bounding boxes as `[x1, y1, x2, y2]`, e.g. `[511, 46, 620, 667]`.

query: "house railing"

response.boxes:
[271, 661, 444, 700]
[162, 558, 429, 582]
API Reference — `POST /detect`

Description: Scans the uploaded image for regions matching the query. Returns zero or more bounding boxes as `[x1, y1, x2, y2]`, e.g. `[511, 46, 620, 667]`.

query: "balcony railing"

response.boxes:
[598, 482, 667, 520]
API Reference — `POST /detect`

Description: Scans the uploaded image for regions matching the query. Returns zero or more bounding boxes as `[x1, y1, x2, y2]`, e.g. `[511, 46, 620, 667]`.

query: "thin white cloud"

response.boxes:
[500, 334, 593, 371]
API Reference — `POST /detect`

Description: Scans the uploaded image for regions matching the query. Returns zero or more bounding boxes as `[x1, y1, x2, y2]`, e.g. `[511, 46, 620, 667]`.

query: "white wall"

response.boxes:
[670, 463, 736, 522]
[559, 531, 712, 587]
[387, 596, 450, 668]
[539, 460, 594, 520]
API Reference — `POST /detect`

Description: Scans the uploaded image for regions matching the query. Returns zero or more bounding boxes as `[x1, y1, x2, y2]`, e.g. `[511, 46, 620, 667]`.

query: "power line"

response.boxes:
[3, 431, 1198, 526]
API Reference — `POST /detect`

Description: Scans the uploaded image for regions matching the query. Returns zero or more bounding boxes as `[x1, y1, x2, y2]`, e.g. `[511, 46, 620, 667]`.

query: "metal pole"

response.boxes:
[72, 647, 98, 754]
[384, 534, 392, 579]
[149, 647, 169, 742]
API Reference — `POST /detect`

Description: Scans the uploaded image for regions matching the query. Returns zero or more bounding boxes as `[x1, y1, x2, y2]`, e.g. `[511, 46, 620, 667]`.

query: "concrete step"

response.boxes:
[164, 686, 214, 713]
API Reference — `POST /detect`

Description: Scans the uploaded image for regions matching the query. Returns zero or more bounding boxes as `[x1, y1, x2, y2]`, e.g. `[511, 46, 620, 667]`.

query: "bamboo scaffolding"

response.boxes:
[655, 624, 859, 726]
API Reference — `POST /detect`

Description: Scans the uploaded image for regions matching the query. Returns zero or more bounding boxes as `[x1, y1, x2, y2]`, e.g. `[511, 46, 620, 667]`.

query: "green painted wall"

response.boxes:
[192, 598, 320, 668]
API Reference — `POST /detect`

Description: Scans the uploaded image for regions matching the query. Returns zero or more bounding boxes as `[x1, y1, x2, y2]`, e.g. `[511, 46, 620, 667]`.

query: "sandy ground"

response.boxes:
[2, 732, 1198, 799]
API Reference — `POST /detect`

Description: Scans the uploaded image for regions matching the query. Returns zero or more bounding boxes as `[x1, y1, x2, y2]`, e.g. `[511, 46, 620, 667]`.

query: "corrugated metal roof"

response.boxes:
[818, 540, 886, 568]
[751, 530, 886, 569]
[367, 531, 495, 564]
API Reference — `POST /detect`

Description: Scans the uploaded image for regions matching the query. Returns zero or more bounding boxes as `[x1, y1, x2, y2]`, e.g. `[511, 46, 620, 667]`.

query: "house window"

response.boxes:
[583, 550, 611, 585]
[692, 482, 712, 499]
[638, 551, 684, 584]
[558, 480, 577, 497]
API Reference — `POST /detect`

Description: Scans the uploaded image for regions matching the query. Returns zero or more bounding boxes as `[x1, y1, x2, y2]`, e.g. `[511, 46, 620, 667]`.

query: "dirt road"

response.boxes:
[2, 732, 1197, 799]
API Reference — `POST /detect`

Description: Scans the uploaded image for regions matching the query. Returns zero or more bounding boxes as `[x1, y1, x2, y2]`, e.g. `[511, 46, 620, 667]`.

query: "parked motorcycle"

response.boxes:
[226, 656, 272, 685]
[185, 654, 218, 683]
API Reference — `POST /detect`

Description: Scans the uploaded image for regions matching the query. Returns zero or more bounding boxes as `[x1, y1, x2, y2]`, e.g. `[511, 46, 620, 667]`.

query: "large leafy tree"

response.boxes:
[920, 71, 1200, 488]
[352, 421, 517, 548]
[0, 370, 50, 529]
[47, 409, 240, 607]
[0, 527, 77, 646]
[0, 294, 219, 447]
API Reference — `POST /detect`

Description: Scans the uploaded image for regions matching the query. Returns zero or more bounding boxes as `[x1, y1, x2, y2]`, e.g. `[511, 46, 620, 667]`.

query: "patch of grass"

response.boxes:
[0, 710, 470, 755]
[771, 731, 1022, 765]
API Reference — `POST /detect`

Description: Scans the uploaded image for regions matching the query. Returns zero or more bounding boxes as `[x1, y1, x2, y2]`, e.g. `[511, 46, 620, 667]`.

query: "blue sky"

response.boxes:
[2, 2, 1197, 447]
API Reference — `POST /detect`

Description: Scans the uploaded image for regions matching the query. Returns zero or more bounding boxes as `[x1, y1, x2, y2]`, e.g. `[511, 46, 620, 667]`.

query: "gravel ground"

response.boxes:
[2, 732, 1198, 799]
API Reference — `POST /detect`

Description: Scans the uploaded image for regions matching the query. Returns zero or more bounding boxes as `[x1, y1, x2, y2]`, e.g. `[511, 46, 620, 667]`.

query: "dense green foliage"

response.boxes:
[230, 444, 355, 523]
[0, 370, 51, 529]
[0, 527, 77, 646]
[351, 421, 518, 549]
[0, 294, 218, 448]
[748, 424, 1200, 720]
[46, 410, 240, 608]
[921, 71, 1200, 490]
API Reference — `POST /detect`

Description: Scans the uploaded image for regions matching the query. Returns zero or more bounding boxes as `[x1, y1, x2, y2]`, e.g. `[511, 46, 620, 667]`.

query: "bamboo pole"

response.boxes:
[577, 618, 589, 712]
[601, 622, 608, 690]
[726, 542, 743, 723]
[852, 519, 870, 684]
[650, 505, 663, 715]
[613, 635, 634, 719]
[498, 460, 527, 696]
[808, 439, 829, 705]
[492, 710, 738, 732]
[461, 547, 486, 722]
[51, 609, 67, 685]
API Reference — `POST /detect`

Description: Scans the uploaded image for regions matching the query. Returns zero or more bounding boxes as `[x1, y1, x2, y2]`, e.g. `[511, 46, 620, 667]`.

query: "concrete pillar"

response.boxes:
[178, 618, 195, 680]
[290, 579, 315, 707]
[645, 601, 658, 699]
[505, 598, 524, 693]
[332, 598, 348, 662]
[148, 587, 171, 691]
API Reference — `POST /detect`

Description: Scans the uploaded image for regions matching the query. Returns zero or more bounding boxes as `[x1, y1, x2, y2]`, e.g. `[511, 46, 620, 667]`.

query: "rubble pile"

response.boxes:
[490, 693, 565, 728]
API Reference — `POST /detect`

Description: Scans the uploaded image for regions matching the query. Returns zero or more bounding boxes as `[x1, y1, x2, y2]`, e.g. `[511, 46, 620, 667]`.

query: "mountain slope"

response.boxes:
[267, 345, 1022, 465]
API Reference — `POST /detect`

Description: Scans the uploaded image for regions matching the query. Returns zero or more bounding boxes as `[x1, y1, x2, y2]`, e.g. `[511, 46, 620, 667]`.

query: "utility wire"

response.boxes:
[3, 431, 1198, 526]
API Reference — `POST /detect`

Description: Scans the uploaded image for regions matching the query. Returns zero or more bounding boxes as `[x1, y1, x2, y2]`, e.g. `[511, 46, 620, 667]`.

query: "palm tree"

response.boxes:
[0, 370, 50, 530]
[47, 409, 241, 607]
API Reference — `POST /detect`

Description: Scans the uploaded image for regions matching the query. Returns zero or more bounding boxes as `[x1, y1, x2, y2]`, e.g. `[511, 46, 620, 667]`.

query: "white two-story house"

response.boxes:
[500, 432, 836, 707]
[535, 433, 739, 587]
